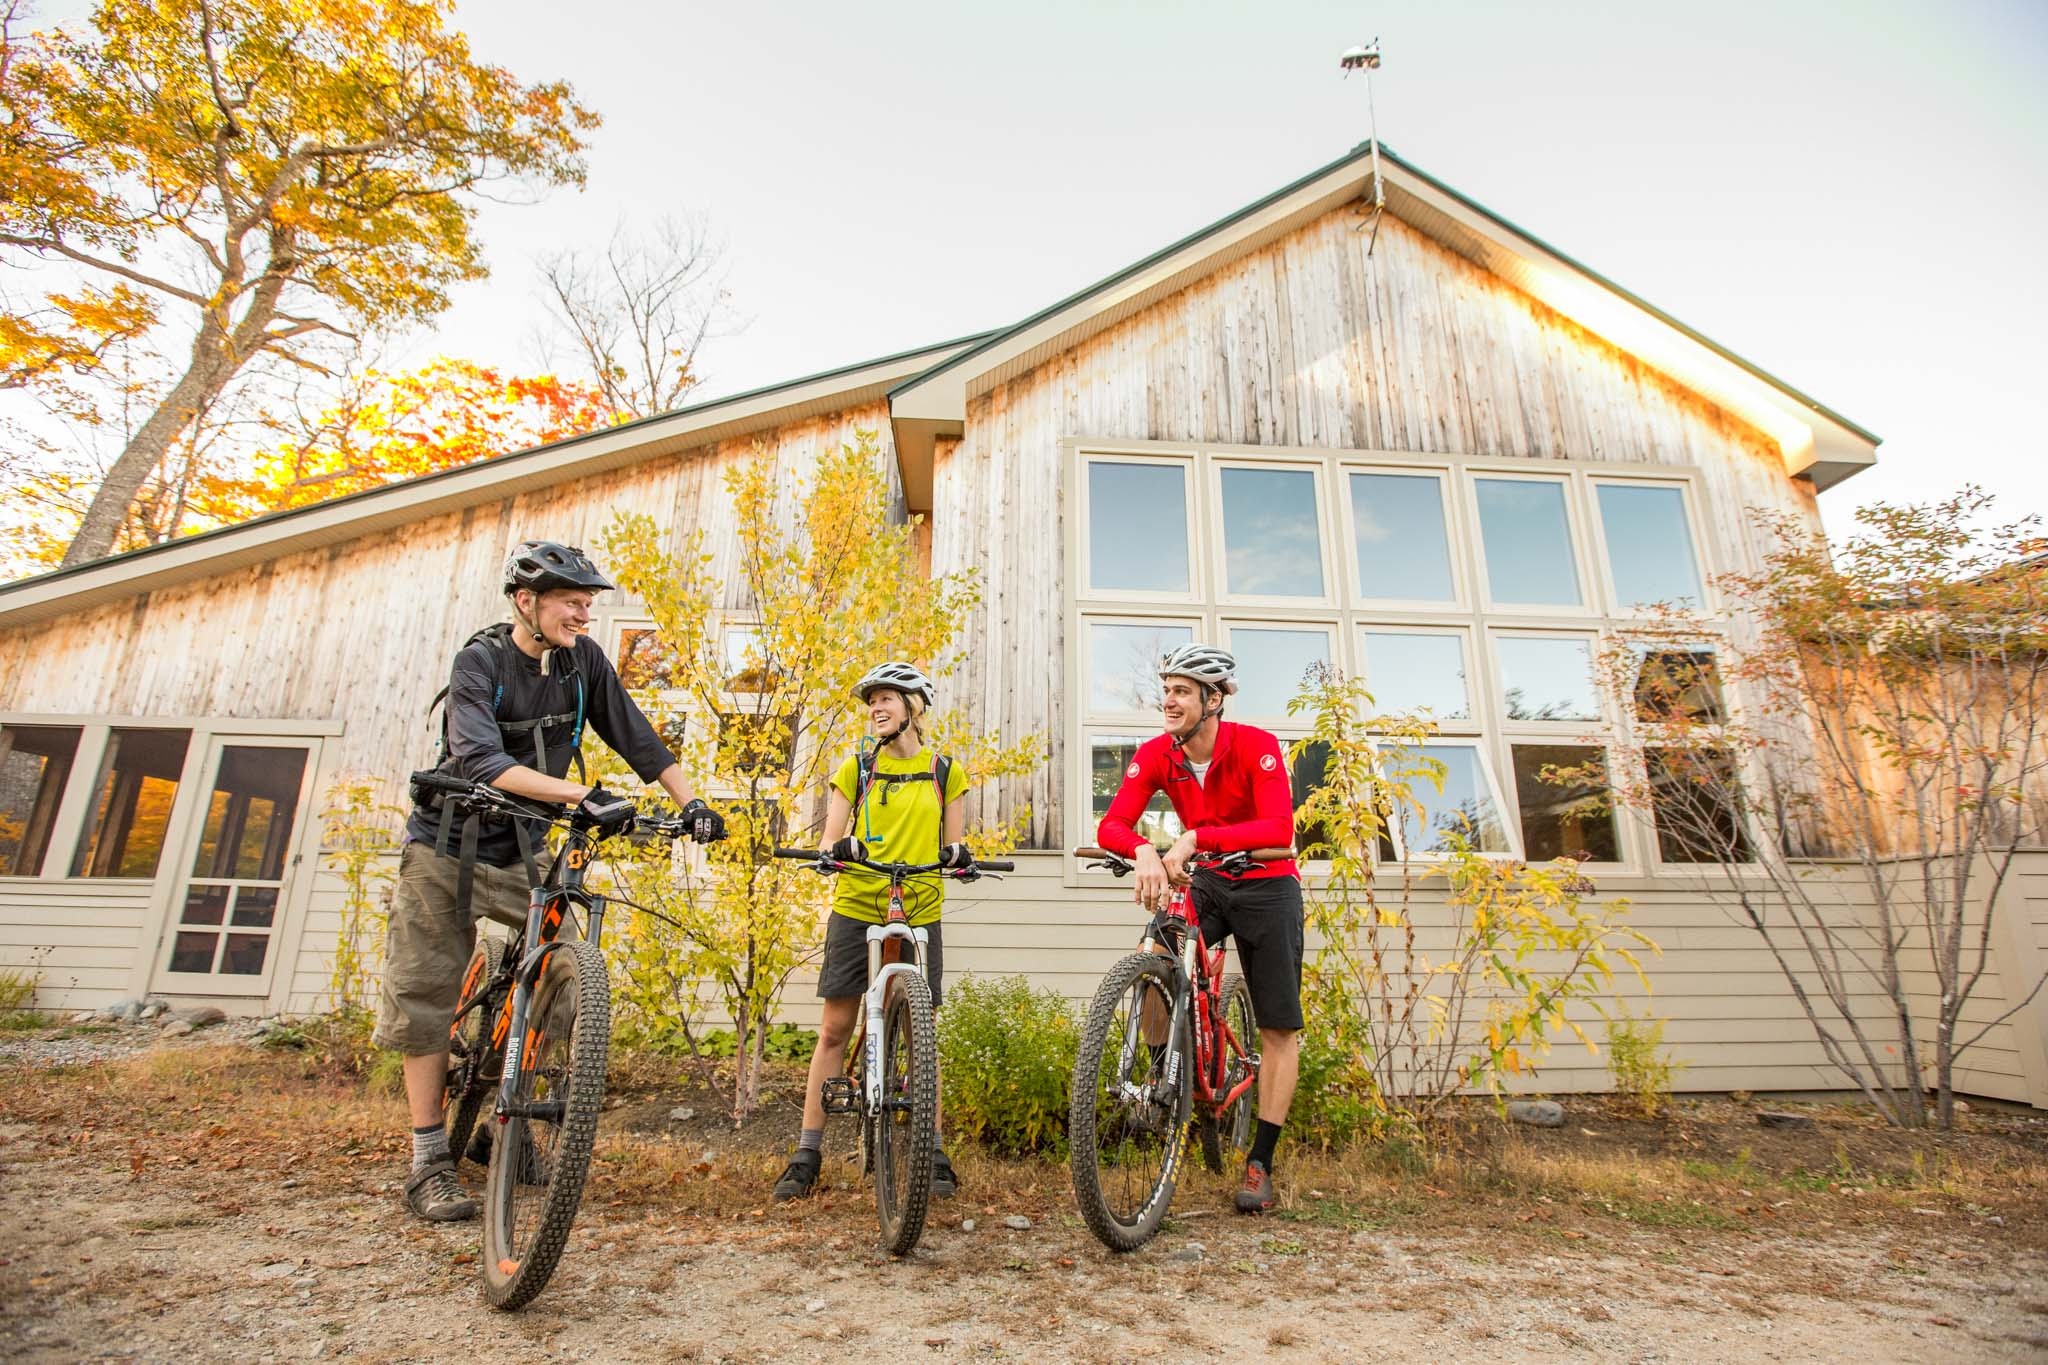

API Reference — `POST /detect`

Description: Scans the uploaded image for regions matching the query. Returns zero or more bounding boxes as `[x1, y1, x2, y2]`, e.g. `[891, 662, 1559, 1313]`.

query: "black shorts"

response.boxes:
[1191, 873, 1304, 1032]
[816, 911, 945, 1009]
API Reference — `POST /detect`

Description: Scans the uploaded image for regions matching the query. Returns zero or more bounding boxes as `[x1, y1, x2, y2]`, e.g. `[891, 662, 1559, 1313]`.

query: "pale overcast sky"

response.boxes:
[33, 1, 2048, 532]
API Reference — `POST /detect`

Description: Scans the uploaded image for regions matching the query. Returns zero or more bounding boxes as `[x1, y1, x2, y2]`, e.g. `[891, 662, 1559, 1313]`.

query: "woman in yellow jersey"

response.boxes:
[772, 661, 971, 1203]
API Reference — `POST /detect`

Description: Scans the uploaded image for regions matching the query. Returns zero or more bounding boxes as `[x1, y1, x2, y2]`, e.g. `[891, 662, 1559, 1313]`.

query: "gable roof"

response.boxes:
[0, 334, 990, 629]
[0, 143, 1879, 628]
[888, 141, 1879, 511]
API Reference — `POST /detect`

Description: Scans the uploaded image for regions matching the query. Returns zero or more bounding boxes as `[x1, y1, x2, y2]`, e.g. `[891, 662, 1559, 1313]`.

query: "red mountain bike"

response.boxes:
[1067, 845, 1287, 1252]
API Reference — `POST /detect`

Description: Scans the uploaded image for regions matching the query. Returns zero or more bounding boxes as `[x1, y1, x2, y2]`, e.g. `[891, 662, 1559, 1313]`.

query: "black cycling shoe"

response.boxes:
[464, 1124, 492, 1167]
[931, 1149, 958, 1199]
[772, 1148, 821, 1202]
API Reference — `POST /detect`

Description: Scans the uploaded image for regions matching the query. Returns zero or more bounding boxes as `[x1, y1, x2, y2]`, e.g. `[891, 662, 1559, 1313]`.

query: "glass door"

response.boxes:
[151, 737, 319, 995]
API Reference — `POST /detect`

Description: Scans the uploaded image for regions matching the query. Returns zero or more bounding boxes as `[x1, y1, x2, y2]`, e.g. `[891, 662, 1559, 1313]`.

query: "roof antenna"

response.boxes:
[1339, 40, 1386, 255]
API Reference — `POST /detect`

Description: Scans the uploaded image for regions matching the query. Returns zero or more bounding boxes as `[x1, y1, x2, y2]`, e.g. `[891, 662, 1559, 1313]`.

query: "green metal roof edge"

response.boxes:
[0, 330, 1000, 599]
[889, 142, 1881, 449]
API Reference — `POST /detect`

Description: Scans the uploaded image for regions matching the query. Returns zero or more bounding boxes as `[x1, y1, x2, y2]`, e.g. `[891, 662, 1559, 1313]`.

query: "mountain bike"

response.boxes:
[416, 771, 710, 1310]
[776, 846, 1012, 1255]
[1067, 844, 1288, 1252]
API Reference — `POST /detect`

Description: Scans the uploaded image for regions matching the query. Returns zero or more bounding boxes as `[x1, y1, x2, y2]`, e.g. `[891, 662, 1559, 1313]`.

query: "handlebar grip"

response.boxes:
[1247, 847, 1294, 860]
[972, 860, 1015, 872]
[410, 769, 473, 794]
[1071, 846, 1108, 859]
[773, 847, 823, 860]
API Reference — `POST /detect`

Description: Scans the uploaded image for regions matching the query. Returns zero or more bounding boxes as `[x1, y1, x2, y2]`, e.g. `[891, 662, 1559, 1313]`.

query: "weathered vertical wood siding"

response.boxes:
[929, 211, 1817, 847]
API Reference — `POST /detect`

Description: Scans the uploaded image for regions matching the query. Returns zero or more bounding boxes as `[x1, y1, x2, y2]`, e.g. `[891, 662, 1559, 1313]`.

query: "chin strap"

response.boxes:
[511, 599, 556, 676]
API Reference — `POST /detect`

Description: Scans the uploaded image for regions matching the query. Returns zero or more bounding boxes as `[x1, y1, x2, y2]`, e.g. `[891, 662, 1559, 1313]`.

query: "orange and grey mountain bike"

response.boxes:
[418, 771, 708, 1310]
[1067, 845, 1287, 1252]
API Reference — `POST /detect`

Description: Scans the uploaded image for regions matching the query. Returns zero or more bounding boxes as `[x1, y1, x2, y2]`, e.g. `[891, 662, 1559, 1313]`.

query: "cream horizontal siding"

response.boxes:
[0, 880, 154, 1010]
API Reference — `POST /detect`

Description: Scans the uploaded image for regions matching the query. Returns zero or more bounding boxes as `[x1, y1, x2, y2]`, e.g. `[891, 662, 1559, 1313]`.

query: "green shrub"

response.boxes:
[1607, 1006, 1681, 1117]
[686, 1022, 816, 1062]
[0, 965, 48, 1029]
[938, 974, 1077, 1157]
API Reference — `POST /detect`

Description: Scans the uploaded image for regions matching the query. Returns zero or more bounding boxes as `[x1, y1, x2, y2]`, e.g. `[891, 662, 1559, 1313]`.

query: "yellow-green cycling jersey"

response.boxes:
[829, 748, 968, 926]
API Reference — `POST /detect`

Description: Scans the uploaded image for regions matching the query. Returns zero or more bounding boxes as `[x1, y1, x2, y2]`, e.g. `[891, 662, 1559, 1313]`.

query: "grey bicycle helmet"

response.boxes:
[1158, 643, 1238, 695]
[853, 661, 937, 711]
[502, 540, 614, 596]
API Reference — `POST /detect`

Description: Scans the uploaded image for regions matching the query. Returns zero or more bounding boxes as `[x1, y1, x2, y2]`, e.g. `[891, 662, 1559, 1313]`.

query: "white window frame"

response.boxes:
[1208, 458, 1338, 609]
[1221, 618, 1341, 728]
[1078, 451, 1205, 606]
[1377, 736, 1519, 862]
[1585, 475, 1717, 617]
[1080, 612, 1202, 728]
[1341, 462, 1469, 612]
[1466, 468, 1596, 618]
[1356, 623, 1479, 733]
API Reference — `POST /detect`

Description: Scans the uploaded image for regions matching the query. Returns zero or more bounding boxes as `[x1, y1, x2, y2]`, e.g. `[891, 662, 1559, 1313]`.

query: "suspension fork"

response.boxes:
[494, 884, 576, 1121]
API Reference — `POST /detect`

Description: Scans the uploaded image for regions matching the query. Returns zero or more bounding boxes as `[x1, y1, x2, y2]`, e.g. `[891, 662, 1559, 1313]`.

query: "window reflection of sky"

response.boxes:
[1352, 473, 1454, 601]
[1496, 637, 1599, 721]
[1598, 484, 1703, 608]
[1230, 629, 1329, 717]
[1475, 479, 1581, 606]
[1402, 745, 1508, 853]
[1362, 632, 1469, 720]
[1089, 736, 1183, 843]
[1089, 622, 1193, 713]
[1222, 468, 1323, 597]
[1090, 463, 1189, 592]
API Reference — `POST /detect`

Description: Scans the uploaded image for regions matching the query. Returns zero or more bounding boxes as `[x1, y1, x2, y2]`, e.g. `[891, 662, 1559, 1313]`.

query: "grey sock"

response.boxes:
[411, 1123, 451, 1172]
[797, 1127, 824, 1155]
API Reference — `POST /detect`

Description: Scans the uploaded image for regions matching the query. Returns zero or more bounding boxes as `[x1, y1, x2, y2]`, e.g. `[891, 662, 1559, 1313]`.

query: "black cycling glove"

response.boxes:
[680, 798, 726, 845]
[827, 835, 866, 864]
[938, 842, 974, 870]
[577, 786, 638, 836]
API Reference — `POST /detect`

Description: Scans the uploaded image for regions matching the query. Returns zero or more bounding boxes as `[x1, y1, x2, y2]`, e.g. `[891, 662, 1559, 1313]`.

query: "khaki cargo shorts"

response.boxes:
[371, 841, 533, 1056]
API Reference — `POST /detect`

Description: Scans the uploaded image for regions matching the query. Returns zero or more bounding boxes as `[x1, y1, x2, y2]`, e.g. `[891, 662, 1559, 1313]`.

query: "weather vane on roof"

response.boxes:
[1340, 39, 1386, 255]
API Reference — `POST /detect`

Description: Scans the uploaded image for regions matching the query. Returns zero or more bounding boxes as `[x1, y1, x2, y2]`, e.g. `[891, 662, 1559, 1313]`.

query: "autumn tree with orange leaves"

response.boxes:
[0, 0, 598, 566]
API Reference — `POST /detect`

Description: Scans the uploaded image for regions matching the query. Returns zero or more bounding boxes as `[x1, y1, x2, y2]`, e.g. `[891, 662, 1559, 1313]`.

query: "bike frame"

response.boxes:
[493, 825, 605, 1124]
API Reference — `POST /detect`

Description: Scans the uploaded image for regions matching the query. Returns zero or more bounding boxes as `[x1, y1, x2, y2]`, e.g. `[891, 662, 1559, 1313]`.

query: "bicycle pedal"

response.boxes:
[819, 1078, 858, 1115]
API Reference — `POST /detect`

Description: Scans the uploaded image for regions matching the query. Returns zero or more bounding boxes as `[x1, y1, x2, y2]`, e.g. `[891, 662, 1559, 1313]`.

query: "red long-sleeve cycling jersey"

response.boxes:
[1096, 721, 1299, 881]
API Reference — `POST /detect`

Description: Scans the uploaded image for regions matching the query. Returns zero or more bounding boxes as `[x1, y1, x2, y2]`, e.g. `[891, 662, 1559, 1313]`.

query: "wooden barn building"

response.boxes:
[3, 143, 2043, 1107]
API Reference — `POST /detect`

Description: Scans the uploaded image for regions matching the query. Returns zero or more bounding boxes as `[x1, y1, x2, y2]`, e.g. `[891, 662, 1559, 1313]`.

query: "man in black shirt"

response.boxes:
[376, 540, 724, 1222]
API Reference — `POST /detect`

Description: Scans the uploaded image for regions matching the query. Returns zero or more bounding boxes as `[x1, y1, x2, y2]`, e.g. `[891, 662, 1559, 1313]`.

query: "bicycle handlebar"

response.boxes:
[411, 770, 702, 844]
[1072, 845, 1292, 878]
[773, 847, 1015, 876]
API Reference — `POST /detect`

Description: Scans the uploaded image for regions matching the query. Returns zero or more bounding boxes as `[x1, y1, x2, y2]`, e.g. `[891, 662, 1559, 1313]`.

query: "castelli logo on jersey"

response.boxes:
[1126, 761, 1141, 779]
[1259, 753, 1278, 771]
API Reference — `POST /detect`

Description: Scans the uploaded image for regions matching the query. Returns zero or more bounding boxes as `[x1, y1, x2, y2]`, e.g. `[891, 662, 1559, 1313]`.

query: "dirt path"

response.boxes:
[5, 1123, 2045, 1363]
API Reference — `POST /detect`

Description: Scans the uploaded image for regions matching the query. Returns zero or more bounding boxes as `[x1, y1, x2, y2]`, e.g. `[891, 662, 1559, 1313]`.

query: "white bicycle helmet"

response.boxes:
[1158, 643, 1238, 695]
[853, 661, 937, 711]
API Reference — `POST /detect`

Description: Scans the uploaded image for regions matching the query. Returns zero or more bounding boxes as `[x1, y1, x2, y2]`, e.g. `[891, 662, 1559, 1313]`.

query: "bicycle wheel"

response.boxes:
[1200, 973, 1259, 1174]
[873, 972, 938, 1256]
[445, 934, 509, 1171]
[480, 939, 610, 1310]
[1070, 952, 1191, 1253]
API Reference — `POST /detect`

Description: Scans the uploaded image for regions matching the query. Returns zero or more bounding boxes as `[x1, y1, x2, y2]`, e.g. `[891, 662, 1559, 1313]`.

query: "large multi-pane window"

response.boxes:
[0, 726, 79, 877]
[72, 728, 191, 879]
[1071, 442, 1727, 868]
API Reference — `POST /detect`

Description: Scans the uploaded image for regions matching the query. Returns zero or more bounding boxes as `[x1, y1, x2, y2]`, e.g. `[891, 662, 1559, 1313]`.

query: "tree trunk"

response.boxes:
[60, 351, 227, 566]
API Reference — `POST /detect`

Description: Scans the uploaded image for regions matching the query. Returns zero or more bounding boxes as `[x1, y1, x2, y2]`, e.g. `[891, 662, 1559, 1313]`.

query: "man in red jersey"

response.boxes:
[1096, 643, 1302, 1213]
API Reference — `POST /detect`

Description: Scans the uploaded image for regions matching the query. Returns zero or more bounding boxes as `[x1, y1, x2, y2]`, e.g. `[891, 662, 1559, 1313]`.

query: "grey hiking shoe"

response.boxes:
[772, 1148, 821, 1202]
[403, 1159, 477, 1222]
[931, 1149, 958, 1199]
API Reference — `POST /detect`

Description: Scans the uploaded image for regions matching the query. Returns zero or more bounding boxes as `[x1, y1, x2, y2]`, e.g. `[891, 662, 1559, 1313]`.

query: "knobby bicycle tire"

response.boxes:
[445, 934, 509, 1172]
[480, 939, 610, 1310]
[1070, 952, 1191, 1253]
[873, 972, 938, 1257]
[1199, 972, 1258, 1174]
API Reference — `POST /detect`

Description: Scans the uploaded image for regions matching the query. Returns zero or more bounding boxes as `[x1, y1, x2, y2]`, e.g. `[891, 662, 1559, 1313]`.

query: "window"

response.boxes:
[618, 627, 686, 692]
[1088, 736, 1183, 846]
[1359, 630, 1471, 723]
[1646, 746, 1753, 863]
[1474, 477, 1582, 607]
[1510, 744, 1619, 862]
[0, 725, 79, 877]
[1088, 460, 1191, 595]
[1630, 644, 1726, 724]
[1225, 625, 1332, 721]
[72, 729, 190, 879]
[1495, 635, 1600, 722]
[1088, 620, 1194, 716]
[1350, 471, 1455, 603]
[168, 744, 307, 978]
[722, 625, 775, 693]
[1392, 743, 1510, 856]
[1597, 482, 1704, 610]
[1218, 465, 1325, 599]
[1068, 442, 1721, 873]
